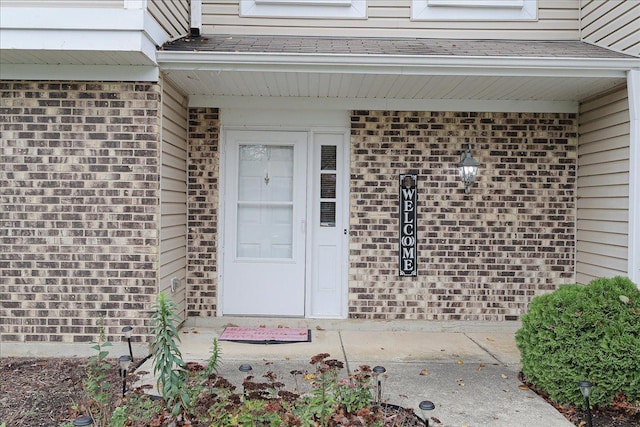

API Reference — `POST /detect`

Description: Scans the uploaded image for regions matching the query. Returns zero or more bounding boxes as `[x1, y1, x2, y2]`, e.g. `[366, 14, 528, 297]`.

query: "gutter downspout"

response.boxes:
[628, 69, 640, 286]
[190, 0, 202, 37]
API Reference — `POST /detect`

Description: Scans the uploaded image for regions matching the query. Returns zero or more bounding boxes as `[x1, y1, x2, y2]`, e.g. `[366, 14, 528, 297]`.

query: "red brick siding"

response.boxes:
[349, 111, 577, 321]
[186, 108, 220, 317]
[0, 81, 161, 343]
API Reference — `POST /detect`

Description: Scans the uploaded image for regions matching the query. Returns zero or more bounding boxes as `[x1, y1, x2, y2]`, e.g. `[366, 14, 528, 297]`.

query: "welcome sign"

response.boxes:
[399, 174, 417, 276]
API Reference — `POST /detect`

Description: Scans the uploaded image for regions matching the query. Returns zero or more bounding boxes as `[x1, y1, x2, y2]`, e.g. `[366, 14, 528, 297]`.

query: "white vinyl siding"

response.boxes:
[160, 77, 189, 320]
[580, 0, 640, 57]
[202, 0, 579, 39]
[576, 86, 630, 284]
[148, 0, 191, 40]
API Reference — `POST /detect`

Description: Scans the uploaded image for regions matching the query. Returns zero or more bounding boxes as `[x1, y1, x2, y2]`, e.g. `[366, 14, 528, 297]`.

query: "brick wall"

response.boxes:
[0, 81, 161, 344]
[186, 108, 219, 317]
[349, 111, 577, 321]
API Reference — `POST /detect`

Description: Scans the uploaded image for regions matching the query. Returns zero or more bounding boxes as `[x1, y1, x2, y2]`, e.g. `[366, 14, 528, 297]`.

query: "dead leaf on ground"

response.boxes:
[486, 336, 495, 342]
[420, 368, 429, 376]
[476, 363, 486, 371]
[316, 326, 325, 331]
[456, 359, 464, 365]
[518, 384, 529, 390]
[501, 373, 508, 379]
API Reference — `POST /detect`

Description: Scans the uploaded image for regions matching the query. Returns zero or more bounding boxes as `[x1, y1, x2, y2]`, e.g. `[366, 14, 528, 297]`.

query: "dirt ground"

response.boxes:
[0, 357, 638, 427]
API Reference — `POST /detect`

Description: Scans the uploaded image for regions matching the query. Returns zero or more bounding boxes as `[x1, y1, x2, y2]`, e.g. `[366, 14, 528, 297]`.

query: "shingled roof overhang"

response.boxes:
[157, 35, 640, 111]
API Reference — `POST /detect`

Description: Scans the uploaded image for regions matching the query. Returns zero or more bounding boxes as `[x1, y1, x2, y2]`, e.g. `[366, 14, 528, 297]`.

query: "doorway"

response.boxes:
[220, 118, 348, 318]
[222, 130, 308, 316]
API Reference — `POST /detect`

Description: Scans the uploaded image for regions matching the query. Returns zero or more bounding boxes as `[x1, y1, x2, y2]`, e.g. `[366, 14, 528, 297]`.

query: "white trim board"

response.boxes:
[240, 0, 367, 18]
[191, 95, 579, 113]
[412, 0, 537, 21]
[628, 69, 640, 286]
[0, 64, 159, 82]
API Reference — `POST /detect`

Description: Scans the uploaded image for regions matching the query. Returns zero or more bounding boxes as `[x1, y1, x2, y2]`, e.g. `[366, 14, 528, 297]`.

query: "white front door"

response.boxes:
[222, 130, 308, 316]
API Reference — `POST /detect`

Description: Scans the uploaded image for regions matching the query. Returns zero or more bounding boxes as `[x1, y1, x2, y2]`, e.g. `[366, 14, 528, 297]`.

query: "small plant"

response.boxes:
[150, 292, 190, 417]
[205, 337, 222, 376]
[83, 315, 118, 427]
[295, 353, 381, 427]
[516, 276, 640, 408]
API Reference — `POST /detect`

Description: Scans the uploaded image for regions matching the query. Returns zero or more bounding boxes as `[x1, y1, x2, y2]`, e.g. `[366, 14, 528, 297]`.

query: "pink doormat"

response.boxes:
[219, 327, 311, 344]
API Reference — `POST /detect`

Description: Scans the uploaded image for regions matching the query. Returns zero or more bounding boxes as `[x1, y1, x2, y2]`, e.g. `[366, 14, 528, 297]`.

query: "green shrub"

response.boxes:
[516, 276, 640, 408]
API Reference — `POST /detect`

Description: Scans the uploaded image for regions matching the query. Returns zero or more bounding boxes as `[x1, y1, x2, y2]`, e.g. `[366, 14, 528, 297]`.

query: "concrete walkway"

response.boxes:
[135, 319, 575, 427]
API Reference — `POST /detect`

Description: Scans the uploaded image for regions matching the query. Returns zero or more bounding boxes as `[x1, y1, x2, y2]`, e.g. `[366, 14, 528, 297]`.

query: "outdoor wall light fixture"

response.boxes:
[419, 400, 436, 427]
[119, 355, 132, 398]
[372, 365, 386, 404]
[458, 144, 480, 194]
[73, 415, 94, 426]
[122, 326, 134, 362]
[579, 380, 594, 427]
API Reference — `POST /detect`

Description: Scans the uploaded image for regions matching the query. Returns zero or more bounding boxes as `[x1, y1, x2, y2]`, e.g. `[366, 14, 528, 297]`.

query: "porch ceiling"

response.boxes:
[158, 35, 638, 105]
[160, 69, 625, 103]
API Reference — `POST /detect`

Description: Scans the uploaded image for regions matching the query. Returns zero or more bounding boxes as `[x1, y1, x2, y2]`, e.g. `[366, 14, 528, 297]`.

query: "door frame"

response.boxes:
[218, 123, 349, 318]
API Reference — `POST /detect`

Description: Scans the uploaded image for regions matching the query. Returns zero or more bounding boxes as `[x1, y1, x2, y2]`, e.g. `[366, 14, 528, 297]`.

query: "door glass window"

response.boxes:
[320, 145, 337, 227]
[237, 144, 294, 258]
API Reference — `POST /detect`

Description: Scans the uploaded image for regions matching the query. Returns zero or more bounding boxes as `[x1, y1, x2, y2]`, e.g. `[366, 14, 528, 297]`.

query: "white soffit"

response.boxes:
[158, 51, 635, 111]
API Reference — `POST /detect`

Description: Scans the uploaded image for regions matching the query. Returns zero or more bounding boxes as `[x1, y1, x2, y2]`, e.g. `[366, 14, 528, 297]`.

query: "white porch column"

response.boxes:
[628, 69, 640, 285]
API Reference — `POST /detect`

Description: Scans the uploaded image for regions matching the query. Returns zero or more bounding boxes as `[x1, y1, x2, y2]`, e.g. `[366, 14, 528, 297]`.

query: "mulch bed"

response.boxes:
[1, 357, 637, 427]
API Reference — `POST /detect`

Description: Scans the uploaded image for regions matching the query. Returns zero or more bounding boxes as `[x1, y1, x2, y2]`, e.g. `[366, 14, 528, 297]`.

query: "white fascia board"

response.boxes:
[0, 7, 168, 63]
[628, 69, 640, 286]
[189, 95, 578, 113]
[157, 52, 640, 79]
[0, 7, 147, 31]
[2, 29, 153, 57]
[0, 64, 159, 81]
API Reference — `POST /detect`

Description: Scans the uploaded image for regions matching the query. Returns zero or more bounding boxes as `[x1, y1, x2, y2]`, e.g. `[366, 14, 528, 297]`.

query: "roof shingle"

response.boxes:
[162, 35, 632, 58]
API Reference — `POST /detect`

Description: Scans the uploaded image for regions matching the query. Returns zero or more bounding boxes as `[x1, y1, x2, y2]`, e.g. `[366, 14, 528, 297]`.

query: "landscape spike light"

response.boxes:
[579, 381, 593, 427]
[122, 326, 134, 362]
[119, 354, 132, 397]
[73, 415, 94, 426]
[419, 400, 436, 427]
[239, 364, 253, 397]
[372, 365, 386, 404]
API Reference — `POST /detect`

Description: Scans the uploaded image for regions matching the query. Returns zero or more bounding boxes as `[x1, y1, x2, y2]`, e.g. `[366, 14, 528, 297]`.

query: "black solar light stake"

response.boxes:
[579, 381, 594, 427]
[119, 355, 132, 397]
[122, 326, 134, 362]
[372, 366, 386, 404]
[239, 364, 253, 397]
[419, 400, 436, 427]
